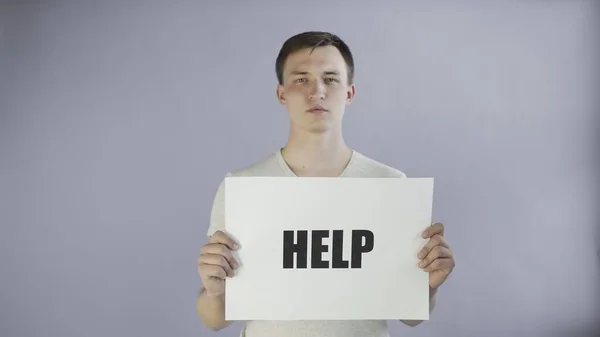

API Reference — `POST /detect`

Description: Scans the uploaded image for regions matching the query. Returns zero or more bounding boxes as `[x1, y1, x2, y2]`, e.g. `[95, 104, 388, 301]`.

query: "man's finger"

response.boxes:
[199, 253, 235, 276]
[419, 245, 453, 269]
[200, 243, 239, 269]
[199, 264, 227, 280]
[417, 234, 450, 259]
[424, 257, 455, 272]
[422, 222, 444, 239]
[209, 230, 240, 250]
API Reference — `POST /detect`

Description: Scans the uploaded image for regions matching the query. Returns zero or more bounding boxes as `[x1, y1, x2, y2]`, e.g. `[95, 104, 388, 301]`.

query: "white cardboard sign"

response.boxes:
[224, 177, 434, 321]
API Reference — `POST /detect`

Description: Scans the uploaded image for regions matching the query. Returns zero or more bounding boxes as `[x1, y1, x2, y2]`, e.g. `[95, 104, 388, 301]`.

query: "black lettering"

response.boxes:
[283, 230, 308, 269]
[351, 230, 374, 268]
[331, 230, 349, 268]
[311, 230, 329, 268]
[284, 229, 375, 269]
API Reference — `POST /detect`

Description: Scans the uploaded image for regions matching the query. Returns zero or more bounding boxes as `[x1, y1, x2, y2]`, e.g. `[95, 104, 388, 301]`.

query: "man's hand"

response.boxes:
[198, 231, 240, 297]
[418, 223, 455, 289]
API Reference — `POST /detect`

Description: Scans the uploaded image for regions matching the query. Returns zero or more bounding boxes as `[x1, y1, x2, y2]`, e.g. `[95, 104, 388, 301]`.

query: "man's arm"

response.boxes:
[197, 178, 232, 331]
[402, 222, 455, 327]
[400, 287, 437, 327]
[196, 287, 231, 331]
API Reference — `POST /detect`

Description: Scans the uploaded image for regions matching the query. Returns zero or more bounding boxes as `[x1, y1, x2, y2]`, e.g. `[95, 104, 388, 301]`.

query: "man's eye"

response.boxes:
[295, 78, 307, 83]
[324, 78, 338, 83]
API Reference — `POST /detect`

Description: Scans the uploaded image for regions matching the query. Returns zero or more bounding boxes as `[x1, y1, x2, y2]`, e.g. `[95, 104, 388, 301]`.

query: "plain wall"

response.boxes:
[1, 1, 598, 337]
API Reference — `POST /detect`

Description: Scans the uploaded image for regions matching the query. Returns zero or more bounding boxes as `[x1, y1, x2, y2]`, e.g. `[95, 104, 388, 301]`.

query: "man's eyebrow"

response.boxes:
[289, 70, 341, 76]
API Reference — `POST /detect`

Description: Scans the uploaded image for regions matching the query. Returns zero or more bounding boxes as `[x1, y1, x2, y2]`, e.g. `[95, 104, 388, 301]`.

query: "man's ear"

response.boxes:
[346, 84, 356, 105]
[276, 85, 286, 105]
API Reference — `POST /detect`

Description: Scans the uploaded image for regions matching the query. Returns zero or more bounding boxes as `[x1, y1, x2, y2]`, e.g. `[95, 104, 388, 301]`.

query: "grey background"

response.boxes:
[1, 1, 598, 337]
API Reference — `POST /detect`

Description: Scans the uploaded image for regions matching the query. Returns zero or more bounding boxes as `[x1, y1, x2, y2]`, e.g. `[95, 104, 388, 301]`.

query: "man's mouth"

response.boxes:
[307, 105, 328, 113]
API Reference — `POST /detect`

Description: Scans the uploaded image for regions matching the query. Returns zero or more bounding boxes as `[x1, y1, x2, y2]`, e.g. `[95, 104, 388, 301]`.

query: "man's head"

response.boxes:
[275, 31, 356, 134]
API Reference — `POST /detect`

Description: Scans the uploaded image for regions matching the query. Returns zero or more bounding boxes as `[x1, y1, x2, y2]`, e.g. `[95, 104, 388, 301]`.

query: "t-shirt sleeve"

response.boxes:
[206, 173, 230, 237]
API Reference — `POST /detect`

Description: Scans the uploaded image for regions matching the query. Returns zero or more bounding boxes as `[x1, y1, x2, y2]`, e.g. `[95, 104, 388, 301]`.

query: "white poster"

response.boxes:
[224, 177, 434, 321]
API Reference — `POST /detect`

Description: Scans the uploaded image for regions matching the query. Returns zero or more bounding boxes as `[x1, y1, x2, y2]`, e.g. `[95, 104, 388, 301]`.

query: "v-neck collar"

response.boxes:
[275, 148, 357, 177]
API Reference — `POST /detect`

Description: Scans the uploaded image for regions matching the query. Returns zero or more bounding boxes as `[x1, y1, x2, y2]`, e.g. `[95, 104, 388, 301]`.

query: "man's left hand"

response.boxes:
[418, 222, 455, 289]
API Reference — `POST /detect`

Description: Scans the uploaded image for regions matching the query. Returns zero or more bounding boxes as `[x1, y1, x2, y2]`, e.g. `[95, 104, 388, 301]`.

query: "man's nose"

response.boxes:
[308, 81, 326, 100]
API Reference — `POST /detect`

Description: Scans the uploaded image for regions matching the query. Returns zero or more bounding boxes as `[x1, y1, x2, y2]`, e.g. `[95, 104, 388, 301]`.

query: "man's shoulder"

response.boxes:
[350, 151, 408, 178]
[226, 150, 284, 177]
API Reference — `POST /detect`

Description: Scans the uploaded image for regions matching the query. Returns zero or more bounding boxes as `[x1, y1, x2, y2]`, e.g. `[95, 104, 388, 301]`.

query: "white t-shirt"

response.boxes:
[206, 149, 407, 337]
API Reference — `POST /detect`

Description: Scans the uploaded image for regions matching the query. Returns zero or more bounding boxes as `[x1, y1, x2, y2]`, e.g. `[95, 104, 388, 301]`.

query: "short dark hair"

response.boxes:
[275, 31, 355, 85]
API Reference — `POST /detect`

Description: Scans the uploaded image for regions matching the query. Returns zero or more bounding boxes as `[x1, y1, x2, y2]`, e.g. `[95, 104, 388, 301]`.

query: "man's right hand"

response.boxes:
[198, 230, 240, 297]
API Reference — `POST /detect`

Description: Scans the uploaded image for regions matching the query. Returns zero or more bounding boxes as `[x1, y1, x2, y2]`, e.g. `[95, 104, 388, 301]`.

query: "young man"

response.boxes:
[196, 31, 455, 337]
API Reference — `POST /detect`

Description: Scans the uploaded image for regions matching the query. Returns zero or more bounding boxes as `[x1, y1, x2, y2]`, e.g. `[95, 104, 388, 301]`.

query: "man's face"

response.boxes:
[277, 46, 355, 133]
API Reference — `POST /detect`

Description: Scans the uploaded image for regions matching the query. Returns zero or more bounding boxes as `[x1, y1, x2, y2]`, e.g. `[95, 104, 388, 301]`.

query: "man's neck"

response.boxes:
[281, 129, 353, 177]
